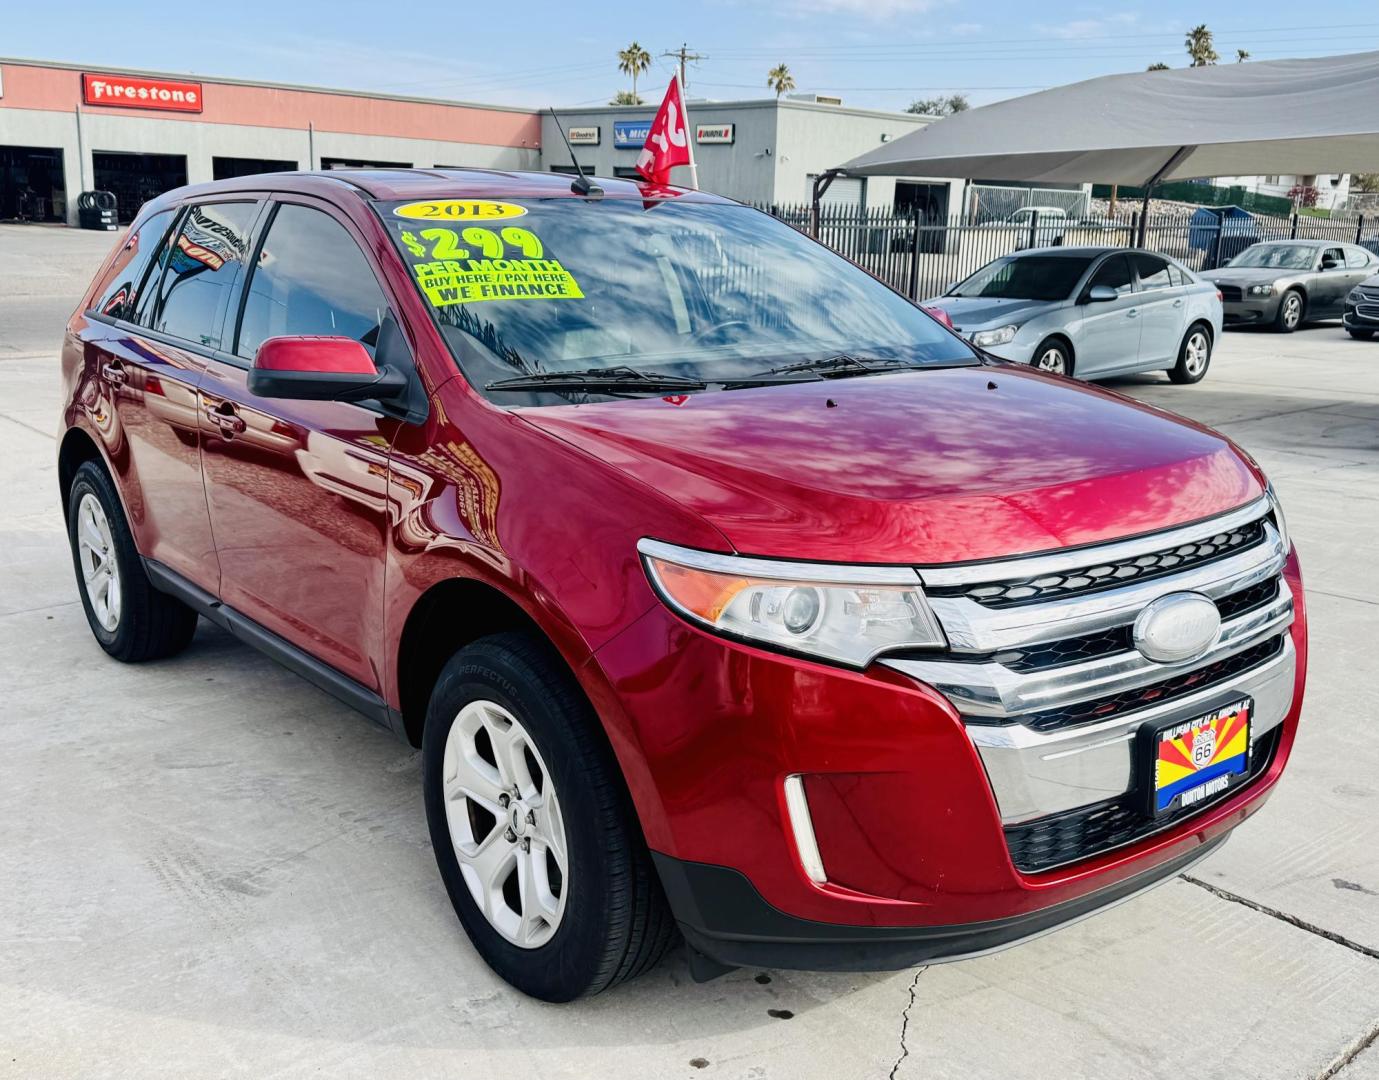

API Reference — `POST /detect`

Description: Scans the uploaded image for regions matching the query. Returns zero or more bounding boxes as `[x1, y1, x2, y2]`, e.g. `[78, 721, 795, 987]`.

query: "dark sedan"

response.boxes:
[1201, 240, 1379, 332]
[1345, 272, 1379, 340]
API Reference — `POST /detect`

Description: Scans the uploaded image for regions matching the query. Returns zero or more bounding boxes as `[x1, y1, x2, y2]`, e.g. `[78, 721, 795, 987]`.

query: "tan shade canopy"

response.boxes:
[842, 51, 1379, 185]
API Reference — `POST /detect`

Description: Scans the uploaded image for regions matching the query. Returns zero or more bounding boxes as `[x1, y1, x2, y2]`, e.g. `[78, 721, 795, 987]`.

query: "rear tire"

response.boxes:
[1168, 324, 1213, 384]
[1347, 328, 1374, 340]
[1031, 338, 1072, 377]
[422, 632, 676, 1001]
[1274, 289, 1304, 333]
[66, 461, 198, 662]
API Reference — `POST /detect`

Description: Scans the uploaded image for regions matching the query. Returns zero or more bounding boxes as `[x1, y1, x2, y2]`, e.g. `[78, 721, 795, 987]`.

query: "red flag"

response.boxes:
[635, 74, 695, 187]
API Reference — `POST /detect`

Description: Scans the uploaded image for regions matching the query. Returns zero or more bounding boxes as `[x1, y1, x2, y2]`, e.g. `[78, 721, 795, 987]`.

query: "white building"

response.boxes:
[1214, 173, 1352, 211]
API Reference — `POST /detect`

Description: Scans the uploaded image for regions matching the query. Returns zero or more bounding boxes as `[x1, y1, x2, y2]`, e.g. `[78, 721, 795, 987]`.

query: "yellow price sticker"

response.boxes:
[393, 200, 528, 221]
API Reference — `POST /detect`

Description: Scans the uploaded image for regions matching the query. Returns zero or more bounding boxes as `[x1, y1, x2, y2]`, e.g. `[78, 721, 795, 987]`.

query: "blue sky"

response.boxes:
[5, 1, 1378, 113]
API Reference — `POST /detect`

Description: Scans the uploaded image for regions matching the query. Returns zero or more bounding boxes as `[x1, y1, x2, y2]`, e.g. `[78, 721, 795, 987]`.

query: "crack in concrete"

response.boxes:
[0, 412, 55, 440]
[1182, 875, 1379, 961]
[888, 969, 925, 1080]
[1315, 1017, 1379, 1079]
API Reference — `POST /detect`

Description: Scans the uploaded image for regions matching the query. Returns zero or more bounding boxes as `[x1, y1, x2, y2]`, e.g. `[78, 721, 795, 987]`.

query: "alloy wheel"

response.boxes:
[1035, 347, 1066, 374]
[1184, 331, 1210, 377]
[76, 493, 121, 632]
[1282, 293, 1302, 329]
[442, 699, 568, 949]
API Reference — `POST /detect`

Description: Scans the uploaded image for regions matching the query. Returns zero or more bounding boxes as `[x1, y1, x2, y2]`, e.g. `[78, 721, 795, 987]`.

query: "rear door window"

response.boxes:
[235, 203, 388, 362]
[1087, 254, 1135, 296]
[1133, 254, 1173, 290]
[148, 201, 259, 349]
[89, 209, 177, 321]
[1345, 246, 1373, 269]
[1322, 246, 1346, 268]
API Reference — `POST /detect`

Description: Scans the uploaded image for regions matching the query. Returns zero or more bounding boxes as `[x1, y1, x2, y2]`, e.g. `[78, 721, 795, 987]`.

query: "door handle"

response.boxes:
[100, 361, 127, 387]
[1173, 298, 1184, 307]
[204, 402, 247, 436]
[1126, 308, 1139, 318]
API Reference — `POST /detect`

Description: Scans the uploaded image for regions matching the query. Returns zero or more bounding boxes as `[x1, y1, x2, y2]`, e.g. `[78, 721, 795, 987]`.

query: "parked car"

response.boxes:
[984, 205, 1069, 247]
[924, 246, 1223, 383]
[1200, 239, 1379, 332]
[61, 171, 1305, 1002]
[1344, 272, 1379, 339]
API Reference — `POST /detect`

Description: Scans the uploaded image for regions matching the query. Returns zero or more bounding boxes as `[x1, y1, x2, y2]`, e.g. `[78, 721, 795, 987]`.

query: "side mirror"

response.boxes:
[248, 335, 410, 407]
[1084, 284, 1119, 303]
[1321, 256, 1340, 270]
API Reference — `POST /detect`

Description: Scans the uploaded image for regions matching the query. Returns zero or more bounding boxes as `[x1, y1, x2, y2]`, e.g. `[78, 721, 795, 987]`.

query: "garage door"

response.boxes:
[809, 174, 865, 208]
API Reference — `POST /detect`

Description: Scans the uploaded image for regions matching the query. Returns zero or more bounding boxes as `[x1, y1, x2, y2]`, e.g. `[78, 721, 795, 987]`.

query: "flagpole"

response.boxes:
[678, 70, 700, 191]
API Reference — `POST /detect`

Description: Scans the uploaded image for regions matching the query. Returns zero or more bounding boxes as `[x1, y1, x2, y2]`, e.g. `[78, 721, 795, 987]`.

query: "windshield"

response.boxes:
[950, 254, 1092, 302]
[377, 197, 977, 404]
[1231, 244, 1318, 270]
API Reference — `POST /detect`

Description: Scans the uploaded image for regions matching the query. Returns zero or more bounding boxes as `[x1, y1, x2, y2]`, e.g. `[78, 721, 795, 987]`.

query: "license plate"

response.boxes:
[1145, 698, 1252, 816]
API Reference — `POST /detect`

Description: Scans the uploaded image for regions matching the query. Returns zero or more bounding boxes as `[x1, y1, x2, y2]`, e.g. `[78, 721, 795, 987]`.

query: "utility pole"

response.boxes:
[662, 43, 707, 94]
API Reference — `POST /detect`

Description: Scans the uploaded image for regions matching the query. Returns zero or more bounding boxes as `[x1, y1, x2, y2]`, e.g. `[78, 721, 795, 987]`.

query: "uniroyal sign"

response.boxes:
[82, 73, 203, 113]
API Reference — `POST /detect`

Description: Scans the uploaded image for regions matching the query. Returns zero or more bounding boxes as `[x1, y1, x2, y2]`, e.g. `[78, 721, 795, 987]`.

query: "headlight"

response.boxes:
[1349, 287, 1364, 303]
[638, 539, 946, 667]
[1266, 482, 1290, 554]
[1248, 284, 1274, 297]
[970, 325, 1019, 347]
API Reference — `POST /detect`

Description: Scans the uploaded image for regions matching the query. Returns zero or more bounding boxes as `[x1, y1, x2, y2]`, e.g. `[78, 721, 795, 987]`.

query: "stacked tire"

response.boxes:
[78, 191, 119, 231]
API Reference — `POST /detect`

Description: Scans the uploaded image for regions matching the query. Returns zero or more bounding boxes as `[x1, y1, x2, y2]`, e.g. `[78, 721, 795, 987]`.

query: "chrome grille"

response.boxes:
[927, 518, 1265, 608]
[880, 495, 1296, 840]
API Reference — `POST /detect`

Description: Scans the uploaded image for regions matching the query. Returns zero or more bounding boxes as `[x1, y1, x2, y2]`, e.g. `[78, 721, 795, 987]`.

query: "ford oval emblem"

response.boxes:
[1132, 592, 1221, 664]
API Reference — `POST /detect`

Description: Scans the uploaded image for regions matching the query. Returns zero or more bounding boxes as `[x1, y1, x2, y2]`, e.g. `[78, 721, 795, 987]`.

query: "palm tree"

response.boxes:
[767, 63, 796, 99]
[618, 42, 652, 102]
[609, 90, 643, 106]
[1185, 25, 1219, 67]
[1236, 48, 1251, 63]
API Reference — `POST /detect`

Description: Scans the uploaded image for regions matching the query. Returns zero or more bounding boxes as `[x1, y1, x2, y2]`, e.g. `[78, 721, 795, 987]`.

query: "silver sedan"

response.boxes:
[1200, 240, 1379, 332]
[923, 247, 1224, 384]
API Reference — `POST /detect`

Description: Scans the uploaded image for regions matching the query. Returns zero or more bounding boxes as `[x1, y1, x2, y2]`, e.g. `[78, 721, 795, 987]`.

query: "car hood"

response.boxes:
[519, 367, 1261, 565]
[921, 295, 1058, 330]
[1201, 266, 1305, 284]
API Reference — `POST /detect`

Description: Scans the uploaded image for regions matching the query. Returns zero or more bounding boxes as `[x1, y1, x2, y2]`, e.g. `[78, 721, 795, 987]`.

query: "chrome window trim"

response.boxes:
[915, 494, 1271, 588]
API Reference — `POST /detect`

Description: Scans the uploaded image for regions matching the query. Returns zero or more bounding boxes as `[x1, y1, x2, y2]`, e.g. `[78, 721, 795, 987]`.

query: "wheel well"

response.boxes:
[57, 428, 103, 520]
[1186, 319, 1214, 345]
[395, 578, 556, 747]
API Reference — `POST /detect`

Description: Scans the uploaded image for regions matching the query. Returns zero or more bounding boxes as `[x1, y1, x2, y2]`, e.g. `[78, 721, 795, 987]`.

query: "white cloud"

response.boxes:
[1037, 12, 1141, 40]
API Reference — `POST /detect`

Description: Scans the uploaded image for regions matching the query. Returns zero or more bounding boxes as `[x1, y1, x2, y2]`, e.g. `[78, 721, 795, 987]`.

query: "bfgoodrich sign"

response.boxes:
[82, 72, 203, 113]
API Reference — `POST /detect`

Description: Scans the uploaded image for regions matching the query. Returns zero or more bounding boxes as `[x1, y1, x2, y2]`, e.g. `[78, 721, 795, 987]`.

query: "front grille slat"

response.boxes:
[1218, 284, 1244, 303]
[930, 519, 1266, 609]
[1018, 635, 1285, 733]
[1005, 727, 1282, 874]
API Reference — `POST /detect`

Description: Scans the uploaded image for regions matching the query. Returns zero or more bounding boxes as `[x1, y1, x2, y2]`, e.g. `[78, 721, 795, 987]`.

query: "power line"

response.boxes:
[662, 43, 707, 92]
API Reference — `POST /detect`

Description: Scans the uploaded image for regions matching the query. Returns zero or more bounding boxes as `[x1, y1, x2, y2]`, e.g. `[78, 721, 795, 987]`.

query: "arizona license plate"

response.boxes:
[1146, 698, 1252, 816]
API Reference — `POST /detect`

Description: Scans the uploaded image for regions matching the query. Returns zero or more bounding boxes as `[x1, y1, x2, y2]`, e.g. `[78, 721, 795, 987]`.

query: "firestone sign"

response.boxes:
[82, 73, 203, 113]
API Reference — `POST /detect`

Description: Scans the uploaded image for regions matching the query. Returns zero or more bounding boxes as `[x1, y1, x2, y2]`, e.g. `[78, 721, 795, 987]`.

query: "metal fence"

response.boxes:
[755, 203, 1379, 303]
[968, 184, 1090, 222]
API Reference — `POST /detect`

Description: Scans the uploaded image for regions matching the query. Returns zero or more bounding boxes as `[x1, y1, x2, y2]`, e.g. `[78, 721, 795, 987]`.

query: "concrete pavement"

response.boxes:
[1, 223, 1377, 1079]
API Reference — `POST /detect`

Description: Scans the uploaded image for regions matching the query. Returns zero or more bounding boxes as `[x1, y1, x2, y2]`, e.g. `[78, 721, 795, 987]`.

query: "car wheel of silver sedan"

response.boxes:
[1274, 289, 1304, 333]
[1032, 339, 1072, 376]
[1169, 324, 1213, 384]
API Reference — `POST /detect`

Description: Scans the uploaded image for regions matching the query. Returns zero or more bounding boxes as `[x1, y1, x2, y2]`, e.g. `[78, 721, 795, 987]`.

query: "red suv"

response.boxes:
[59, 170, 1306, 1001]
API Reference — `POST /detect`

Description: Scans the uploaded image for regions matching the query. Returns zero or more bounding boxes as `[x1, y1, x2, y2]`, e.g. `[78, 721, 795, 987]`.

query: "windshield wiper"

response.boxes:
[750, 354, 926, 380]
[486, 365, 707, 393]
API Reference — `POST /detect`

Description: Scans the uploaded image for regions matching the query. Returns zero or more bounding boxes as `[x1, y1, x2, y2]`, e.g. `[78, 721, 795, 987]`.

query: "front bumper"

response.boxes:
[589, 504, 1307, 971]
[1344, 303, 1379, 330]
[1221, 297, 1281, 325]
[654, 834, 1228, 971]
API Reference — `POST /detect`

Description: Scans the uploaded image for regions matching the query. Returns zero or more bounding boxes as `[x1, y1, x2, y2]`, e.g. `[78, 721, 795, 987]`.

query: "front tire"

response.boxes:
[1031, 338, 1072, 376]
[66, 461, 198, 662]
[1274, 289, 1305, 333]
[1168, 324, 1213, 384]
[422, 632, 675, 1001]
